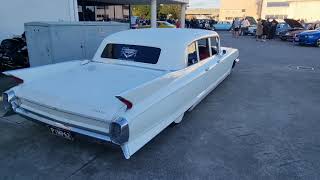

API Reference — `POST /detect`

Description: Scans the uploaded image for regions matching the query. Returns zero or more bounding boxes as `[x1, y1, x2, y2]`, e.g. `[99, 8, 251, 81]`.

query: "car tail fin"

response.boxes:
[115, 96, 133, 110]
[115, 75, 175, 110]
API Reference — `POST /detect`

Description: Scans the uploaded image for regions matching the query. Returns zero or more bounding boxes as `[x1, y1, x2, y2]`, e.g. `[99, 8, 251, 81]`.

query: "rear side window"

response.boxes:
[101, 44, 161, 64]
[187, 42, 198, 66]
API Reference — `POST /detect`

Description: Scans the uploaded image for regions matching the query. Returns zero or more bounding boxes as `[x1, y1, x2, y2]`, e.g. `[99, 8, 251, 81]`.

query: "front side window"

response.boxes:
[197, 38, 210, 60]
[101, 44, 161, 64]
[210, 37, 219, 55]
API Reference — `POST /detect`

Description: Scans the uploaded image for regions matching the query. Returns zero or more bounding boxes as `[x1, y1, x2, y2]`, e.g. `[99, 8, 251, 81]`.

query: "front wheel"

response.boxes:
[316, 39, 320, 47]
[280, 37, 287, 41]
[174, 113, 184, 124]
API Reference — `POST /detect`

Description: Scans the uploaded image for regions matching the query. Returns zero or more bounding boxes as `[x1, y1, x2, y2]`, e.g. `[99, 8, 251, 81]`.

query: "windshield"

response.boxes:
[101, 44, 161, 64]
[159, 22, 175, 27]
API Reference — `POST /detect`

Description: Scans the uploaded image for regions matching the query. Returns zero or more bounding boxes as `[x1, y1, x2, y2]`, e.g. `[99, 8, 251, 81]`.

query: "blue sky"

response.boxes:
[189, 0, 220, 8]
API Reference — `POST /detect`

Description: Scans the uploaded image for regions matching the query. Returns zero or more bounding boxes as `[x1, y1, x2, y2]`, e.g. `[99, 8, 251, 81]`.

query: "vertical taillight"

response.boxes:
[115, 96, 133, 110]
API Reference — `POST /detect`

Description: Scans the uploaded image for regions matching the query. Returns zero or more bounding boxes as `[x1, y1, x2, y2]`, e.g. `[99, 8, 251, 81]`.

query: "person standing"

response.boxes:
[231, 18, 236, 37]
[256, 19, 264, 41]
[176, 20, 181, 28]
[233, 18, 241, 38]
[266, 19, 273, 39]
[270, 19, 278, 39]
[241, 18, 250, 36]
[239, 18, 244, 36]
[262, 20, 269, 41]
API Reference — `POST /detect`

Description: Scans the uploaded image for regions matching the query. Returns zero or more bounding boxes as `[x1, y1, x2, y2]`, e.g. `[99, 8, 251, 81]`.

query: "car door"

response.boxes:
[203, 36, 233, 91]
[214, 22, 223, 30]
[171, 41, 209, 110]
[196, 37, 222, 93]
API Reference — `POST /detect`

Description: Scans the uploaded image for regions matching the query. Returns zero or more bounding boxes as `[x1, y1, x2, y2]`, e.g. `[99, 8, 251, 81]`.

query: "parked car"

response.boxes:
[276, 22, 291, 36]
[157, 21, 176, 28]
[213, 21, 232, 31]
[294, 27, 320, 47]
[2, 29, 239, 159]
[279, 19, 305, 41]
[140, 21, 176, 28]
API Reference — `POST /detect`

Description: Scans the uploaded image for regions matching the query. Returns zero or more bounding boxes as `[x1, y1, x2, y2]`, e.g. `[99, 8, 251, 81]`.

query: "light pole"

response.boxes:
[259, 0, 264, 19]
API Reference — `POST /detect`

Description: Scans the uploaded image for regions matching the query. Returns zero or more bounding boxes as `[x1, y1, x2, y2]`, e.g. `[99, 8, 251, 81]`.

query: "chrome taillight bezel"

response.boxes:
[2, 91, 16, 113]
[110, 118, 129, 145]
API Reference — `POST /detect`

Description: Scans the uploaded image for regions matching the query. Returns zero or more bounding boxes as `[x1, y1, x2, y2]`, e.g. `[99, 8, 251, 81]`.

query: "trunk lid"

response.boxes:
[14, 62, 165, 121]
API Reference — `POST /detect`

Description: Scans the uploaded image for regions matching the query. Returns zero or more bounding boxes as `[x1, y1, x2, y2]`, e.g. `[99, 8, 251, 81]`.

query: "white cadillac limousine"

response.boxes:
[3, 29, 239, 159]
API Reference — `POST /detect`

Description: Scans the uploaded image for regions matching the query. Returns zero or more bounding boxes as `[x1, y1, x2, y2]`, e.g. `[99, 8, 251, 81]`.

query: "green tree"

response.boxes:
[159, 4, 181, 20]
[132, 5, 151, 19]
[132, 4, 181, 20]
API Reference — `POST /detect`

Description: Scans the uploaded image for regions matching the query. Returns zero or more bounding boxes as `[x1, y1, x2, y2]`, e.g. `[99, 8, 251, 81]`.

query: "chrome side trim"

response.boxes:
[21, 97, 107, 123]
[15, 107, 111, 142]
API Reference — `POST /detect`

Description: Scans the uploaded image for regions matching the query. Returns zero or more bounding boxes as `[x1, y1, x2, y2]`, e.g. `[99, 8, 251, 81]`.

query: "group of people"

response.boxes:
[256, 19, 279, 42]
[232, 18, 251, 38]
[231, 17, 279, 42]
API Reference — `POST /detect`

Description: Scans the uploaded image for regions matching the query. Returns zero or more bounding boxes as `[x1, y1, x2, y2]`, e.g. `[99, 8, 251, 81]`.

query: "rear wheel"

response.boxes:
[174, 113, 184, 124]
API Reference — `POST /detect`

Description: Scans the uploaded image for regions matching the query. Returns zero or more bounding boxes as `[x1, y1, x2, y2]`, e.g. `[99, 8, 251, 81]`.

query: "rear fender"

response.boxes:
[2, 60, 82, 83]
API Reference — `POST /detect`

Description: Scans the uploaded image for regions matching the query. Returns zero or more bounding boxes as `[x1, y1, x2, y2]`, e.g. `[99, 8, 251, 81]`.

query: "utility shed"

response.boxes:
[25, 21, 129, 67]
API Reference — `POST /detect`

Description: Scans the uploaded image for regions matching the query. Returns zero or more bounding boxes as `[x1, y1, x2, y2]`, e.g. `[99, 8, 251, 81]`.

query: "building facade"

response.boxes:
[186, 8, 220, 20]
[0, 0, 78, 40]
[261, 0, 320, 22]
[0, 0, 188, 40]
[219, 0, 260, 21]
[78, 5, 129, 21]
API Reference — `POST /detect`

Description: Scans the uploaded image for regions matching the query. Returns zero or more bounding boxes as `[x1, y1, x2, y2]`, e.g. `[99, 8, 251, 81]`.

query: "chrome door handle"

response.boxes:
[205, 66, 214, 71]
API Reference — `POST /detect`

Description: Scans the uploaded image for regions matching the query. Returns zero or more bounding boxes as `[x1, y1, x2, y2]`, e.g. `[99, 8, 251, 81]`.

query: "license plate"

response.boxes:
[49, 126, 74, 140]
[295, 37, 299, 41]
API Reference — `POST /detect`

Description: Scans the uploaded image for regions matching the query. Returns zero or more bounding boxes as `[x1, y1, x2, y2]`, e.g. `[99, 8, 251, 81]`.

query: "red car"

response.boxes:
[279, 19, 305, 41]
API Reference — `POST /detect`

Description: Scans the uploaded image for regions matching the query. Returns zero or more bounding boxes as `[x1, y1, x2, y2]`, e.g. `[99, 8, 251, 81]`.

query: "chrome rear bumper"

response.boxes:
[15, 107, 112, 142]
[3, 90, 129, 145]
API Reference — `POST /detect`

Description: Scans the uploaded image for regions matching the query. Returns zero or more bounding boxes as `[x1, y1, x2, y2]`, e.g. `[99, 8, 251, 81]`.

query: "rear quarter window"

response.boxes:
[101, 44, 161, 64]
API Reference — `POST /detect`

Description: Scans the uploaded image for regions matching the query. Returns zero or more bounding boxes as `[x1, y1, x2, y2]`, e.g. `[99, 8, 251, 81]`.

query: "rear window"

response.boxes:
[101, 44, 161, 64]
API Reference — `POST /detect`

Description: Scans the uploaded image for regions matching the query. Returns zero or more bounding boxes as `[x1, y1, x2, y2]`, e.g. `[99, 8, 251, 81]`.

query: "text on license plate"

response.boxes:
[49, 127, 74, 140]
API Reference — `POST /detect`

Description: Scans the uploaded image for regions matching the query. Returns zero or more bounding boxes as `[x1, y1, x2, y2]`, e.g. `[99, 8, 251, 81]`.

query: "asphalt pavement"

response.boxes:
[0, 32, 320, 180]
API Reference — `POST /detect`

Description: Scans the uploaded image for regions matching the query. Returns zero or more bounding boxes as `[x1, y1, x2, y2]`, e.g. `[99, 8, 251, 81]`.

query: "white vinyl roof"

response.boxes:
[94, 29, 218, 70]
[83, 0, 188, 4]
